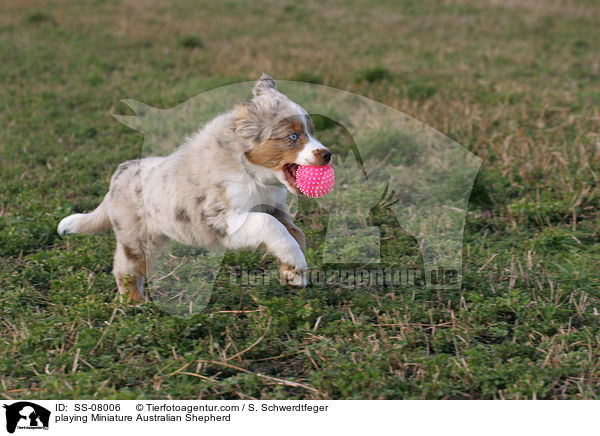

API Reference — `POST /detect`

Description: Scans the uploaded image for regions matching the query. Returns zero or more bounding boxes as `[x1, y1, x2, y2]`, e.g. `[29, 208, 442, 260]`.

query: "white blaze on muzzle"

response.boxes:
[296, 133, 329, 166]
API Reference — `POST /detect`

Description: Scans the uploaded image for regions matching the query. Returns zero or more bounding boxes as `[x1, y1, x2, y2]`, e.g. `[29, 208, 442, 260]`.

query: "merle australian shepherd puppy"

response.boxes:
[58, 74, 332, 302]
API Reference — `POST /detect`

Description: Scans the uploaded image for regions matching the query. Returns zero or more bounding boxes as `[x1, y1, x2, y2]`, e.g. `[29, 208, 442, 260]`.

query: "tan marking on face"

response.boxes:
[245, 117, 309, 170]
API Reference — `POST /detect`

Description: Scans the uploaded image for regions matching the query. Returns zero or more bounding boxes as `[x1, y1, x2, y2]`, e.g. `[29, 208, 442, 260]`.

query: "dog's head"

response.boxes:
[235, 73, 331, 194]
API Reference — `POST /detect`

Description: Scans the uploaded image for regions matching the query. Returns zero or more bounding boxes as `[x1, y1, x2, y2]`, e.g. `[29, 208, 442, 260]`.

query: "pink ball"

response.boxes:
[296, 163, 335, 198]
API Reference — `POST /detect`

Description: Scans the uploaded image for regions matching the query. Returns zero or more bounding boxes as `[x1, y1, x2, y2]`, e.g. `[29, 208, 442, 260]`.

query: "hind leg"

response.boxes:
[113, 241, 147, 303]
[112, 234, 169, 303]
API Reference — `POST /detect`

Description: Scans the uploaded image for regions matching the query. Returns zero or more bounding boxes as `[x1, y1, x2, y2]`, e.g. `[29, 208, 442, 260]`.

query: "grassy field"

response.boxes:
[1, 0, 600, 399]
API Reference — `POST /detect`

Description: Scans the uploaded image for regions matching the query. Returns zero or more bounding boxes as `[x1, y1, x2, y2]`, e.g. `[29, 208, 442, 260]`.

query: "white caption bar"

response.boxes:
[0, 400, 596, 435]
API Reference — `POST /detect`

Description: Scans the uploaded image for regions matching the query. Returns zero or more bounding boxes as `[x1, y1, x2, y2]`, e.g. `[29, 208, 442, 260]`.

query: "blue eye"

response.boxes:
[288, 133, 298, 141]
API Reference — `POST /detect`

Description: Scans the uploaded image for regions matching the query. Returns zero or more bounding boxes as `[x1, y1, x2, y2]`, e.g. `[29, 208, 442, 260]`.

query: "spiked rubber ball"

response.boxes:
[295, 163, 335, 198]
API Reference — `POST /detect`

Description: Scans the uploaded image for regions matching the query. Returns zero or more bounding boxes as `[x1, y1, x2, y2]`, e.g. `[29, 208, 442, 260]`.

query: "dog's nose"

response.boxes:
[319, 149, 332, 164]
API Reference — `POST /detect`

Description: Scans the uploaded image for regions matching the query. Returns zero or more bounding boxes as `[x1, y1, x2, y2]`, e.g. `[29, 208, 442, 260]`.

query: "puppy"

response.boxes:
[58, 74, 332, 302]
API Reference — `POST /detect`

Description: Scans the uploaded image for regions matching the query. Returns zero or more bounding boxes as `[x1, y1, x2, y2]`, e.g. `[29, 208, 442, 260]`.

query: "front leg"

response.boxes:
[268, 208, 306, 253]
[227, 212, 307, 287]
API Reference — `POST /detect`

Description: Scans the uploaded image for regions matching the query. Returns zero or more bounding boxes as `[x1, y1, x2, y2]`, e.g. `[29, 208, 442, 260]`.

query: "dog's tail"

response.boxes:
[58, 197, 111, 236]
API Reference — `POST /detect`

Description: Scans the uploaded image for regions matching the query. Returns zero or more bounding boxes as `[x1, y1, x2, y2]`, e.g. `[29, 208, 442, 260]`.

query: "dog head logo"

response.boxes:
[3, 402, 50, 434]
[114, 77, 481, 315]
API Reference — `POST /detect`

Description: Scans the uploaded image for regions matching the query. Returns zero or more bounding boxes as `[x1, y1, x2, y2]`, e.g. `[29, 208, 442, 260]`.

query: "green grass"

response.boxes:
[1, 0, 599, 399]
[178, 34, 204, 49]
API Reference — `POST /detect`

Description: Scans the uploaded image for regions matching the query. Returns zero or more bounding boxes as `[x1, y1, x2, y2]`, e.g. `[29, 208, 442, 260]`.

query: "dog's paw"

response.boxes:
[280, 263, 308, 288]
[117, 292, 147, 308]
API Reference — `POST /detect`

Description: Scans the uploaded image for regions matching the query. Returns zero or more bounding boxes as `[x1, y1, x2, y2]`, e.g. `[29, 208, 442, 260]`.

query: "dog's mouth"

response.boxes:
[282, 163, 299, 192]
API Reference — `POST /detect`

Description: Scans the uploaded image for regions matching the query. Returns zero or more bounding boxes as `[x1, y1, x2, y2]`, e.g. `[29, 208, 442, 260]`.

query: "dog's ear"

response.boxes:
[234, 102, 262, 143]
[253, 73, 277, 97]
